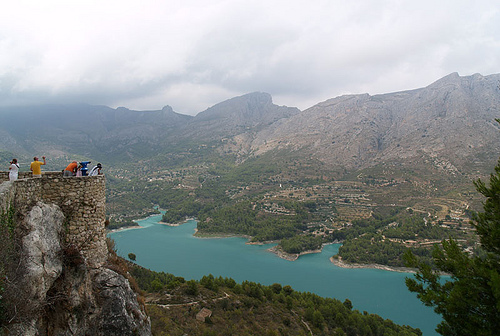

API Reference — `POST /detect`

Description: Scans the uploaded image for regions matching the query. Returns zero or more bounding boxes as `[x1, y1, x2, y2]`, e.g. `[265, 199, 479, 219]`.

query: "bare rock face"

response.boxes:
[88, 268, 150, 336]
[7, 203, 65, 336]
[22, 203, 65, 298]
[183, 92, 301, 141]
[249, 73, 500, 174]
[6, 202, 151, 336]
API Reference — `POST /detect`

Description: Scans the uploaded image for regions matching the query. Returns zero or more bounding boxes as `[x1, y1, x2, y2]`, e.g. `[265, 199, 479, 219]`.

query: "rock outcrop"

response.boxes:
[0, 175, 151, 336]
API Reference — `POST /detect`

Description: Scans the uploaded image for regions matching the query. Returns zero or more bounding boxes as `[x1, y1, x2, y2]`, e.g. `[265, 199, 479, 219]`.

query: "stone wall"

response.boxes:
[0, 171, 107, 267]
[0, 178, 16, 216]
[0, 171, 33, 181]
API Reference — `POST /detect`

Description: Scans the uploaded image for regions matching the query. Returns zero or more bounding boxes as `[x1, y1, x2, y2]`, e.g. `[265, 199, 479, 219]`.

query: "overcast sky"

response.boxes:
[1, 0, 499, 115]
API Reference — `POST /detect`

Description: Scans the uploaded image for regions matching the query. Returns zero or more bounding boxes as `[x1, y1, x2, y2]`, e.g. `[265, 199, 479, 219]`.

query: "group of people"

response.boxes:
[7, 156, 102, 181]
[63, 161, 102, 177]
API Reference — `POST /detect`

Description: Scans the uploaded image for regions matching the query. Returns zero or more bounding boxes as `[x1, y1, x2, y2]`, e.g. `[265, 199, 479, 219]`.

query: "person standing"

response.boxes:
[8, 158, 19, 181]
[30, 156, 46, 178]
[64, 161, 78, 177]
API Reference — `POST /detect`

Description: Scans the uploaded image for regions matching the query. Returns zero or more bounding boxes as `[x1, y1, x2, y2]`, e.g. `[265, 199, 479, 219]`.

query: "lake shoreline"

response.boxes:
[107, 225, 143, 233]
[114, 215, 418, 274]
[268, 247, 419, 273]
[330, 256, 417, 273]
[267, 242, 341, 261]
[106, 212, 164, 233]
[268, 245, 323, 261]
[109, 217, 442, 335]
[158, 217, 194, 227]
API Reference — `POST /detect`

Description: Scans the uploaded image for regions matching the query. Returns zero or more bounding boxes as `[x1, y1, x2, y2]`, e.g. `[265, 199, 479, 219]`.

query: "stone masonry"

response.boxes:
[0, 171, 107, 268]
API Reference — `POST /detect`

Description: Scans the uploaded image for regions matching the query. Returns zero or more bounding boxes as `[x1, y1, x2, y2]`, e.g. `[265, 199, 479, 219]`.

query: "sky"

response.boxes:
[1, 0, 499, 116]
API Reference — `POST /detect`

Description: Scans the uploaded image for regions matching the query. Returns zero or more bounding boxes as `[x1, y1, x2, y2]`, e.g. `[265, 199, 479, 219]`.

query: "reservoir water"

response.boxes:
[109, 215, 441, 335]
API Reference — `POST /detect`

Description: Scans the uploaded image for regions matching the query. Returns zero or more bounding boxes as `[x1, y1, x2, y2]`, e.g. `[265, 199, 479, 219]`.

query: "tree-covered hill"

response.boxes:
[127, 262, 422, 336]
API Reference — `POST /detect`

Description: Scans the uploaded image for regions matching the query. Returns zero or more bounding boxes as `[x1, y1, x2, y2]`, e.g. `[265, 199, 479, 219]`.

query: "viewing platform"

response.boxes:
[0, 171, 107, 267]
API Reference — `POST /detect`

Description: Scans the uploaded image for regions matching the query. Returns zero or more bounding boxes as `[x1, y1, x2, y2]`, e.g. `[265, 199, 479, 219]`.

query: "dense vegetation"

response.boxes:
[405, 158, 500, 335]
[338, 233, 432, 267]
[129, 264, 422, 336]
[105, 144, 476, 269]
[197, 200, 310, 241]
[279, 235, 324, 254]
[336, 208, 457, 267]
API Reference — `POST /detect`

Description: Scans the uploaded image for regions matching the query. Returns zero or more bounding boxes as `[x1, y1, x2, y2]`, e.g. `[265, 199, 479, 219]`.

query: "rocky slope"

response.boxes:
[247, 73, 500, 175]
[181, 92, 300, 141]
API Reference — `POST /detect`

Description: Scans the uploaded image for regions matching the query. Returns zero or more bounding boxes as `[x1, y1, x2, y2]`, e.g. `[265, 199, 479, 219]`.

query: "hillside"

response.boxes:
[0, 104, 192, 164]
[128, 263, 422, 336]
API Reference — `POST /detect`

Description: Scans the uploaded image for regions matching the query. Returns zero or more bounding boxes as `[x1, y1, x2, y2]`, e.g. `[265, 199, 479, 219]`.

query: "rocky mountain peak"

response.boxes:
[428, 72, 460, 86]
[194, 92, 274, 121]
[162, 105, 174, 112]
[0, 72, 499, 178]
[181, 92, 300, 141]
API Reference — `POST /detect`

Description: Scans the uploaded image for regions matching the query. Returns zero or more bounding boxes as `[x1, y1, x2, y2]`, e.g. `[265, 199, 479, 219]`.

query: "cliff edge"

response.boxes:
[0, 172, 151, 336]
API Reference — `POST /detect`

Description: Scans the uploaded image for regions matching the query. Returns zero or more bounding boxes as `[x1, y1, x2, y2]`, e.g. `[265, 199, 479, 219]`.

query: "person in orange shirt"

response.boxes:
[64, 161, 78, 177]
[30, 156, 46, 177]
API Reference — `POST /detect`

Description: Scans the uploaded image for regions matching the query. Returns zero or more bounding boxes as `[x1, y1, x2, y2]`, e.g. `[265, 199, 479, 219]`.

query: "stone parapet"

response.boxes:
[0, 171, 33, 181]
[0, 171, 107, 268]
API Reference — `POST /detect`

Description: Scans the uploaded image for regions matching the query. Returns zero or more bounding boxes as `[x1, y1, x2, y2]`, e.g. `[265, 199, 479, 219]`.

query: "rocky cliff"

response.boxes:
[0, 173, 151, 336]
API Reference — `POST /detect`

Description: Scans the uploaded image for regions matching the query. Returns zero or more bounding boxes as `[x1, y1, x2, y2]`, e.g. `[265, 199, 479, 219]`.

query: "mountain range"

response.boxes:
[1, 72, 499, 182]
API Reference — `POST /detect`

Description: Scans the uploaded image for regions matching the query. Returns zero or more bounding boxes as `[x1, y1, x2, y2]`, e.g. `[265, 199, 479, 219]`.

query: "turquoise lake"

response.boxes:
[109, 214, 441, 335]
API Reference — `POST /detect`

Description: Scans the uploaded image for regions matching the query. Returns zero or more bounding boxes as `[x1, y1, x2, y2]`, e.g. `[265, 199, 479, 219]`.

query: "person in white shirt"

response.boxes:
[9, 158, 19, 181]
[88, 163, 102, 176]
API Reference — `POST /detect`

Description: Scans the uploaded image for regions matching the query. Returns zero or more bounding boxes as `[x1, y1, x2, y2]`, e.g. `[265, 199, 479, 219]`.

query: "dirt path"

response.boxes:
[147, 292, 230, 308]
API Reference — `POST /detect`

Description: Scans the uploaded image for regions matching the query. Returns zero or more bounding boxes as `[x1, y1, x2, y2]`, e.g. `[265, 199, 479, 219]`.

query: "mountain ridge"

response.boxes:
[0, 72, 499, 178]
[244, 72, 500, 174]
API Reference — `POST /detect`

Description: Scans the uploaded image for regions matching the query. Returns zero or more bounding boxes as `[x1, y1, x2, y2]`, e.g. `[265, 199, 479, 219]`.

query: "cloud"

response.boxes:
[1, 0, 499, 115]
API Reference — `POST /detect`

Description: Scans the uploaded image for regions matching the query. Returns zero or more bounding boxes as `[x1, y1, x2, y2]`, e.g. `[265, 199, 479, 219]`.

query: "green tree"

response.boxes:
[405, 159, 500, 336]
[343, 298, 353, 311]
[185, 280, 199, 296]
[312, 309, 325, 328]
[127, 253, 136, 261]
[282, 285, 293, 296]
[150, 279, 163, 292]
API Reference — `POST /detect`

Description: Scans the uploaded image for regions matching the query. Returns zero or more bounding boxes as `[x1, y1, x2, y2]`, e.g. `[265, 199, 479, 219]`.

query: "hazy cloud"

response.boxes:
[1, 0, 499, 115]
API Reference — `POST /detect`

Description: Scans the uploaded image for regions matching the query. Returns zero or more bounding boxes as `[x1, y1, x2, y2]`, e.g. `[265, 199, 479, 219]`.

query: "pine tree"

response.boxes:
[405, 159, 500, 335]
